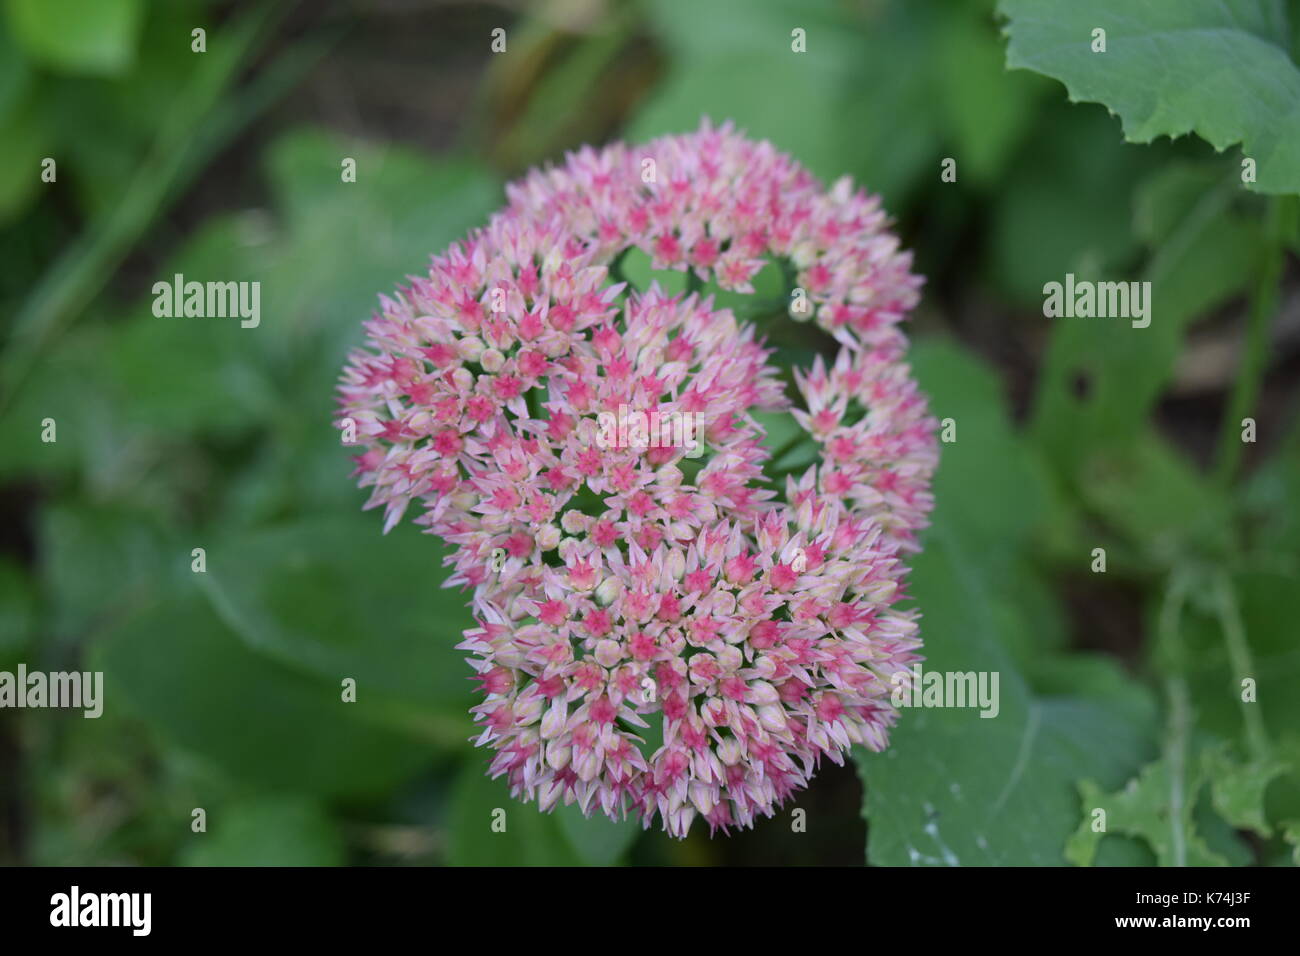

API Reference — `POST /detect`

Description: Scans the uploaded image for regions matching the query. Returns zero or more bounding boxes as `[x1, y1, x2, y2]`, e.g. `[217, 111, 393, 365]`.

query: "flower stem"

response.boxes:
[1155, 571, 1192, 867]
[1212, 572, 1270, 761]
[1213, 196, 1293, 488]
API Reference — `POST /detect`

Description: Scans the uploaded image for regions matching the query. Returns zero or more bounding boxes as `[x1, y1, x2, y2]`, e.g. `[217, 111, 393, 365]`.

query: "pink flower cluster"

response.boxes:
[338, 122, 938, 837]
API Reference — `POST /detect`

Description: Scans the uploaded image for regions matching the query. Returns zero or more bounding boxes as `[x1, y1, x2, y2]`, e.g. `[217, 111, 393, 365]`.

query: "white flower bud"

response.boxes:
[540, 699, 568, 739]
[545, 740, 571, 771]
[594, 639, 622, 668]
[513, 694, 543, 724]
[716, 736, 743, 765]
[450, 367, 474, 393]
[536, 523, 561, 551]
[561, 510, 591, 534]
[575, 748, 602, 782]
[758, 703, 789, 733]
[557, 537, 582, 563]
[689, 781, 717, 816]
[594, 575, 622, 606]
[666, 549, 687, 580]
[480, 347, 505, 372]
[862, 579, 898, 603]
[656, 463, 684, 487]
[791, 240, 817, 268]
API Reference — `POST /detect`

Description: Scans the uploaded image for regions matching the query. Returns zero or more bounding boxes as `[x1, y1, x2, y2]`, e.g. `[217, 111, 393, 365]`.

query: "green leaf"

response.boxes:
[1030, 162, 1260, 476]
[445, 765, 581, 866]
[1282, 820, 1300, 863]
[0, 326, 121, 481]
[94, 593, 435, 798]
[1241, 416, 1300, 554]
[911, 339, 1047, 550]
[987, 103, 1153, 308]
[254, 128, 501, 399]
[42, 2, 209, 219]
[999, 0, 1300, 194]
[556, 803, 643, 866]
[1076, 432, 1234, 567]
[38, 503, 184, 639]
[910, 340, 1071, 667]
[181, 796, 346, 866]
[106, 216, 274, 436]
[194, 515, 477, 742]
[1066, 756, 1228, 866]
[1175, 571, 1300, 823]
[859, 527, 1158, 865]
[1203, 745, 1289, 837]
[3, 0, 142, 75]
[856, 343, 1159, 865]
[935, 2, 1045, 186]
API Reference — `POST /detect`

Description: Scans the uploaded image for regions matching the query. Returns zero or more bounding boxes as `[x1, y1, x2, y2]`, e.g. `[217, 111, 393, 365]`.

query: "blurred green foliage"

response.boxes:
[1, 0, 1298, 866]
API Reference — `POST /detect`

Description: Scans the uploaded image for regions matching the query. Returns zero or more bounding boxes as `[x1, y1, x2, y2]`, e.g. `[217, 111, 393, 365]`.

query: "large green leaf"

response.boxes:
[195, 515, 477, 741]
[37, 503, 184, 640]
[858, 527, 1159, 865]
[999, 0, 1300, 195]
[856, 343, 1160, 865]
[93, 594, 435, 798]
[908, 340, 1068, 669]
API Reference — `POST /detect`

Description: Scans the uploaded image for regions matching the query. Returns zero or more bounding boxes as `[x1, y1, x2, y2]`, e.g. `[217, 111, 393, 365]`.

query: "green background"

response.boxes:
[1, 0, 1298, 866]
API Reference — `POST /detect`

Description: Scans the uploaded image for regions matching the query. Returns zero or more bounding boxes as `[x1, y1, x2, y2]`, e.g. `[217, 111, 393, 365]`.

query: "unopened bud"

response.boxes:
[758, 703, 788, 733]
[450, 367, 474, 393]
[594, 639, 622, 668]
[540, 699, 568, 739]
[594, 576, 623, 607]
[666, 549, 687, 580]
[536, 523, 561, 550]
[716, 736, 743, 765]
[656, 464, 684, 487]
[545, 739, 572, 770]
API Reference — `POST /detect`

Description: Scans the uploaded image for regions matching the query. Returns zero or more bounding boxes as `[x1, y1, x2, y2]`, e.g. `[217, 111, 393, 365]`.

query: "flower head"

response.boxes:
[338, 121, 938, 837]
[459, 504, 919, 837]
